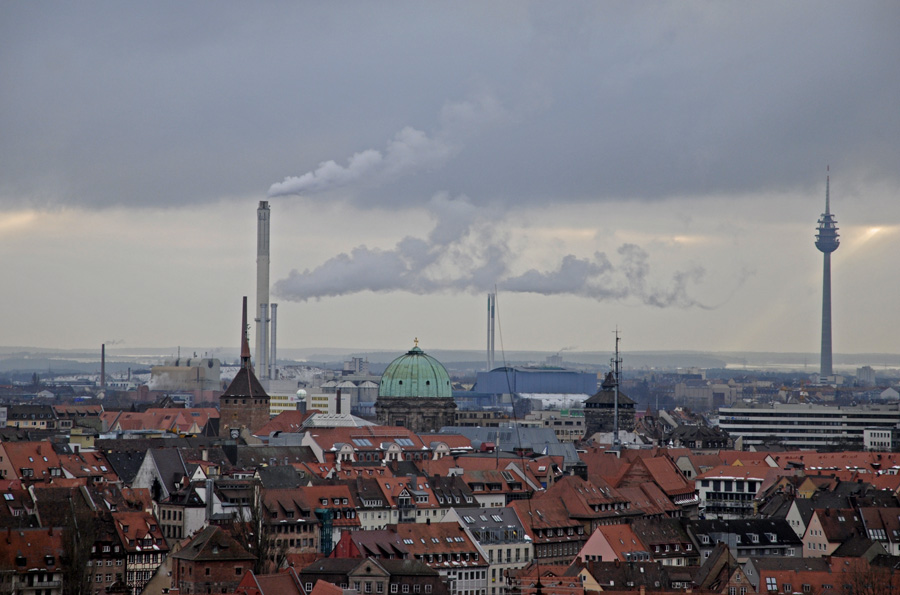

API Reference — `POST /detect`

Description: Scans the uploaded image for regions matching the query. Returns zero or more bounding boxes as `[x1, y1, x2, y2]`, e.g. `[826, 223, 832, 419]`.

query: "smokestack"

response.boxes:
[255, 200, 271, 379]
[258, 303, 268, 378]
[269, 303, 277, 380]
[101, 344, 106, 389]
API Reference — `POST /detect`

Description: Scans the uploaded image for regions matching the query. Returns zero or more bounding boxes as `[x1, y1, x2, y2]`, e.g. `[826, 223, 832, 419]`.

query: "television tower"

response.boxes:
[815, 168, 839, 377]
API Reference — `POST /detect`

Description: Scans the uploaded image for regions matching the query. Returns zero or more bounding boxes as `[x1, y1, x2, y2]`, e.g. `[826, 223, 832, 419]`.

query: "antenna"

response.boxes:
[611, 329, 622, 453]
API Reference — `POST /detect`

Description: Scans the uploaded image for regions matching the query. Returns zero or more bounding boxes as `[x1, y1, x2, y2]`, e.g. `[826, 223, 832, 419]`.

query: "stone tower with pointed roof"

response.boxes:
[584, 371, 636, 438]
[375, 340, 456, 433]
[219, 297, 270, 438]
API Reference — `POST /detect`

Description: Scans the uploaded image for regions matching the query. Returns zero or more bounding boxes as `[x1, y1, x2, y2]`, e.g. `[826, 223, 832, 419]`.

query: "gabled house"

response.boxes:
[630, 518, 699, 567]
[576, 523, 648, 564]
[510, 496, 586, 565]
[170, 525, 256, 594]
[540, 476, 638, 533]
[112, 509, 169, 595]
[692, 543, 751, 595]
[802, 508, 863, 557]
[615, 456, 700, 518]
[858, 506, 900, 555]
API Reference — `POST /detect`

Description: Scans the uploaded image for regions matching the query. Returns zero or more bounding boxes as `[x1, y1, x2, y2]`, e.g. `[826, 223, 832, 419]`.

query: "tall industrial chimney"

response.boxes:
[255, 201, 271, 378]
[486, 293, 496, 371]
[269, 303, 277, 380]
[101, 344, 106, 390]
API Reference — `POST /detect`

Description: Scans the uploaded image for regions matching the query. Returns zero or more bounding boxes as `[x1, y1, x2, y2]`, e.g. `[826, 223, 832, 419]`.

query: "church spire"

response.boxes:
[241, 296, 252, 371]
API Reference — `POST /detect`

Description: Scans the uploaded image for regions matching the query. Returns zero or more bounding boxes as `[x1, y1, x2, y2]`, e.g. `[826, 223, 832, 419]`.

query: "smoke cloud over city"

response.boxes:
[273, 193, 707, 308]
[269, 95, 511, 200]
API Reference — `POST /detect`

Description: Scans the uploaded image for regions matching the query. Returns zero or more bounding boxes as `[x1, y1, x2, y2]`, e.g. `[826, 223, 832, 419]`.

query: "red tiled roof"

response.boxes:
[310, 580, 342, 595]
[0, 527, 65, 571]
[112, 510, 169, 554]
[254, 411, 318, 436]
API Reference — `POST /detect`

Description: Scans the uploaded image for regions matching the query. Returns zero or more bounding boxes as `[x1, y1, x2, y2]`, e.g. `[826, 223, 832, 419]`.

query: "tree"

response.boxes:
[841, 559, 900, 595]
[61, 495, 97, 595]
[227, 480, 287, 574]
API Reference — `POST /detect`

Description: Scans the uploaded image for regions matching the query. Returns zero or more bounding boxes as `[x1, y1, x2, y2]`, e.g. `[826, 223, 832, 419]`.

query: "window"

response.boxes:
[391, 585, 398, 593]
[766, 578, 777, 592]
[403, 585, 410, 593]
[306, 584, 314, 592]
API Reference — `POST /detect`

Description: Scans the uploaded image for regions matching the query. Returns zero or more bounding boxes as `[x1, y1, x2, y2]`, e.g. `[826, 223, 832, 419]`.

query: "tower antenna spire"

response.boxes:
[611, 328, 622, 453]
[815, 167, 839, 378]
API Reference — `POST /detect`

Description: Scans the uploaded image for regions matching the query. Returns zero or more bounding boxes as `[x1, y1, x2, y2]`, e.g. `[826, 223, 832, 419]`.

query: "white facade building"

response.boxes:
[719, 402, 900, 449]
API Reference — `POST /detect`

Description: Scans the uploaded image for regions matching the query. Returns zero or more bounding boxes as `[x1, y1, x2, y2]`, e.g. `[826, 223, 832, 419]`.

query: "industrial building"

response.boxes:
[149, 356, 222, 392]
[459, 366, 598, 410]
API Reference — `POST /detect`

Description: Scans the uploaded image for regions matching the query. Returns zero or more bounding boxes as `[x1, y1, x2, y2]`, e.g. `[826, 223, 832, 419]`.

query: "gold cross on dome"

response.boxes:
[414, 337, 419, 347]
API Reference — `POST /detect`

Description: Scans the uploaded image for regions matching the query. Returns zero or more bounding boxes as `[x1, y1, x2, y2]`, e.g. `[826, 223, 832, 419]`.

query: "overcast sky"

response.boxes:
[2, 2, 899, 360]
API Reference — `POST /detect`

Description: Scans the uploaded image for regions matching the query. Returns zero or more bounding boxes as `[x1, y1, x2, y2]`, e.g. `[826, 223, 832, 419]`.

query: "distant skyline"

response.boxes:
[1, 3, 899, 356]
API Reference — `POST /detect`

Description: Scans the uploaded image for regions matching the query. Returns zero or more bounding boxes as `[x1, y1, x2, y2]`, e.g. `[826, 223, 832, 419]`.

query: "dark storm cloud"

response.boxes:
[1, 2, 898, 210]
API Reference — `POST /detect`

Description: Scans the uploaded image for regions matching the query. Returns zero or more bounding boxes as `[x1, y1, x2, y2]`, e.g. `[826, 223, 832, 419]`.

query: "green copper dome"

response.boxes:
[379, 343, 452, 399]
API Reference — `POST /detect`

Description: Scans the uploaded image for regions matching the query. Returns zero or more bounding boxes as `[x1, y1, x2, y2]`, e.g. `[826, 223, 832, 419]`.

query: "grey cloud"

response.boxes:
[2, 3, 898, 211]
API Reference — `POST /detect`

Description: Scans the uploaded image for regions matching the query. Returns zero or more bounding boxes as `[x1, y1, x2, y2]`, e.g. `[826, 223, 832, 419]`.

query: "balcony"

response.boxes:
[27, 579, 62, 588]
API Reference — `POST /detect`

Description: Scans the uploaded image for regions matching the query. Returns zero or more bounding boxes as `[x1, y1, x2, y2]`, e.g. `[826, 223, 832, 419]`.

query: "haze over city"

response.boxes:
[2, 3, 899, 357]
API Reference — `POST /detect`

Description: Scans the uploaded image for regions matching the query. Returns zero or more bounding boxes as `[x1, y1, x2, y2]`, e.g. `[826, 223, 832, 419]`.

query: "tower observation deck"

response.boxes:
[815, 169, 839, 377]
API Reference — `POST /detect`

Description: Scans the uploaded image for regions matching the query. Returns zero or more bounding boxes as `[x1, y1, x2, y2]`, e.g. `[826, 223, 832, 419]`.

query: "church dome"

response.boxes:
[379, 343, 452, 399]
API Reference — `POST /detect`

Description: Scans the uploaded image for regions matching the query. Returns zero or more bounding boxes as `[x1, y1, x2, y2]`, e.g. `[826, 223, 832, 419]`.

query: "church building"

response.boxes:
[375, 340, 456, 433]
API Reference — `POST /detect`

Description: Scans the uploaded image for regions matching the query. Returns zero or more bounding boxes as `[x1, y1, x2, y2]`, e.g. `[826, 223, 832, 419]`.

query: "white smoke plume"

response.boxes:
[268, 94, 510, 198]
[273, 195, 708, 308]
